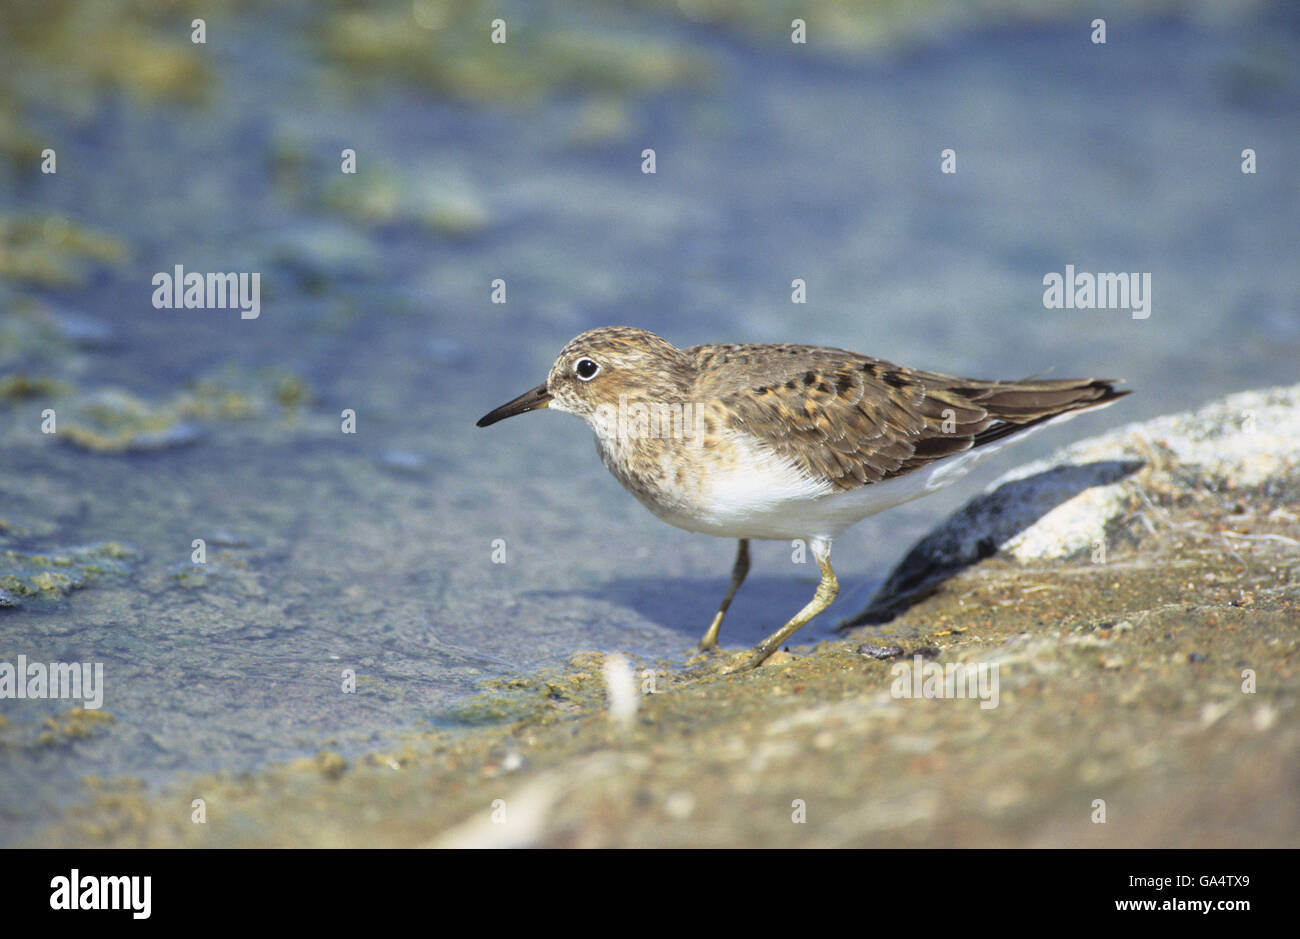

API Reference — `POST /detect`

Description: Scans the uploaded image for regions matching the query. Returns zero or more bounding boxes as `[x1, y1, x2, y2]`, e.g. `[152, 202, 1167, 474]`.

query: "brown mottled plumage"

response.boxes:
[478, 327, 1130, 669]
[690, 342, 1126, 490]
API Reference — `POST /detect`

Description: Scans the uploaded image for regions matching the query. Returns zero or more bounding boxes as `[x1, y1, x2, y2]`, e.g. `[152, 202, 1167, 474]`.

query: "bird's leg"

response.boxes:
[698, 539, 750, 651]
[744, 539, 836, 669]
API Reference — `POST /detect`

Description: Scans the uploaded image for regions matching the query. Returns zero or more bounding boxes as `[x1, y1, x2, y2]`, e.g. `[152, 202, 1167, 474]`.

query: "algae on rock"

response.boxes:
[0, 542, 133, 607]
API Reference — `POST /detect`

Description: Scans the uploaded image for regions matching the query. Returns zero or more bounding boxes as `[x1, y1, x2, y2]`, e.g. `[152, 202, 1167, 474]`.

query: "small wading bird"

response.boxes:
[478, 327, 1129, 669]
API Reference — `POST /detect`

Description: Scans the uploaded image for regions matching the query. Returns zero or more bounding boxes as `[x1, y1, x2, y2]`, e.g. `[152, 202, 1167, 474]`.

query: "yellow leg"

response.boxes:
[698, 539, 749, 651]
[744, 541, 837, 669]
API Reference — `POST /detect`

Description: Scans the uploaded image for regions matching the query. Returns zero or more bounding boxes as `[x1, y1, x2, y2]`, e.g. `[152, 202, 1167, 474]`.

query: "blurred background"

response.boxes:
[0, 0, 1296, 843]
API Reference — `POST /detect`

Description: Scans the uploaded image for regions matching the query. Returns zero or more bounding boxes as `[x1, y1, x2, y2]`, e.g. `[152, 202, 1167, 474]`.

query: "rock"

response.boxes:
[858, 644, 904, 660]
[848, 382, 1300, 624]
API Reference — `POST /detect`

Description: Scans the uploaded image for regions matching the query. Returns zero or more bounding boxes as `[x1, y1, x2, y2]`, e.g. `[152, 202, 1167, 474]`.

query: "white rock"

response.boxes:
[851, 382, 1300, 620]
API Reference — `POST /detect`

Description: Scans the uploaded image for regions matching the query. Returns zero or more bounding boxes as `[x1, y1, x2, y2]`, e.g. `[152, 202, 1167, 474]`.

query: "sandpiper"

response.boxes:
[477, 326, 1129, 668]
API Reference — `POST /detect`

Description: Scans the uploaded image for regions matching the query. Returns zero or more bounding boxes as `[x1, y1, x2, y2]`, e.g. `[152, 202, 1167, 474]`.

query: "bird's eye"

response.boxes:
[574, 357, 601, 381]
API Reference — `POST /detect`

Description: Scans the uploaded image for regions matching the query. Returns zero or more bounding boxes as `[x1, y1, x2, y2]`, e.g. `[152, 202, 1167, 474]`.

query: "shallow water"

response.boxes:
[1, 4, 1297, 843]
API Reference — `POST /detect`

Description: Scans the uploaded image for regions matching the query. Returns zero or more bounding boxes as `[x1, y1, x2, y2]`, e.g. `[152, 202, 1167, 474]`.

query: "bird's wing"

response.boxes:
[687, 344, 1127, 492]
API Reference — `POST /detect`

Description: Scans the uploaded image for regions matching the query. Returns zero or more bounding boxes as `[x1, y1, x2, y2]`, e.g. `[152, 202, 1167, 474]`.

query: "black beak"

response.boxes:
[476, 383, 552, 427]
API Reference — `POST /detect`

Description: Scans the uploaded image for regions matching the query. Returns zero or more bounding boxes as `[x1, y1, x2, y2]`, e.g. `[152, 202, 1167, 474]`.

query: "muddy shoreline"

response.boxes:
[29, 386, 1299, 847]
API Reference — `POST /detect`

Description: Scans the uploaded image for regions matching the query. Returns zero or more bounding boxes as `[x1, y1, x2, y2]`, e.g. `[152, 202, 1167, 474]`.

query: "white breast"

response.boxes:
[655, 410, 1088, 541]
[667, 432, 836, 538]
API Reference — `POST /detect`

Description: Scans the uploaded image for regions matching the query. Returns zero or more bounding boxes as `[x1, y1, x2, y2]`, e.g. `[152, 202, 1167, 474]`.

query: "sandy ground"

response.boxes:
[31, 402, 1299, 847]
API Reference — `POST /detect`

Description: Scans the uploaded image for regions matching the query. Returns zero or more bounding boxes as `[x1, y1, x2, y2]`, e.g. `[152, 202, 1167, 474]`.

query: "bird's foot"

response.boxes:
[682, 648, 750, 676]
[684, 646, 723, 667]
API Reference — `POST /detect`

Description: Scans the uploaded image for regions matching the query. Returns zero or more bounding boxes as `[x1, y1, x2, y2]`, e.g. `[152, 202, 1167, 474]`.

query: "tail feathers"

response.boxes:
[969, 380, 1130, 448]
